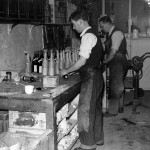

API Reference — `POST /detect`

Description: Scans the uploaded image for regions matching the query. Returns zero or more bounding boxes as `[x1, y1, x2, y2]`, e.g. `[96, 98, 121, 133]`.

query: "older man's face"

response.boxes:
[99, 21, 109, 33]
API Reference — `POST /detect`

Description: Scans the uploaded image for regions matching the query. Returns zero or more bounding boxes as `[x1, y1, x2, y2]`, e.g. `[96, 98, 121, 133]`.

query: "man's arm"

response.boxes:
[103, 48, 116, 64]
[61, 33, 97, 76]
[103, 31, 123, 64]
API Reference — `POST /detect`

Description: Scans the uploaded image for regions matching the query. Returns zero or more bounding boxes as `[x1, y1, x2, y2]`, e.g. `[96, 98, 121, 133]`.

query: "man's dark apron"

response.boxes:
[104, 29, 127, 114]
[78, 66, 104, 149]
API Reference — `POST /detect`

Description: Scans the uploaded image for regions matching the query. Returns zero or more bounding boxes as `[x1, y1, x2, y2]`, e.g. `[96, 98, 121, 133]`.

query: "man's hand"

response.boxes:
[103, 48, 116, 64]
[60, 69, 68, 76]
[103, 60, 107, 64]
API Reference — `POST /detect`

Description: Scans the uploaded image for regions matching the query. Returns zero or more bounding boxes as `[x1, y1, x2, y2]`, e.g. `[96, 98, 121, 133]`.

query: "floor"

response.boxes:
[73, 91, 150, 150]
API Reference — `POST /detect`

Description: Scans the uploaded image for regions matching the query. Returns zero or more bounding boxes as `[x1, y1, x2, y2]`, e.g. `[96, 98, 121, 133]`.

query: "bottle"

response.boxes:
[25, 52, 31, 74]
[65, 50, 69, 69]
[55, 50, 60, 75]
[32, 52, 39, 73]
[59, 51, 63, 70]
[42, 50, 48, 75]
[38, 51, 43, 74]
[48, 50, 55, 76]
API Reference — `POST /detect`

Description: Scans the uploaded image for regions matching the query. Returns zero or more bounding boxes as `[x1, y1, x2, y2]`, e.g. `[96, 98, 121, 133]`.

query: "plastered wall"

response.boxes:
[0, 24, 43, 72]
[106, 0, 150, 33]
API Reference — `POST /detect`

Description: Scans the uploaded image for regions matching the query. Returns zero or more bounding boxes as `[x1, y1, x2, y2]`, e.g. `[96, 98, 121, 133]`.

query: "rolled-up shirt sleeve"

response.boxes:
[79, 33, 97, 59]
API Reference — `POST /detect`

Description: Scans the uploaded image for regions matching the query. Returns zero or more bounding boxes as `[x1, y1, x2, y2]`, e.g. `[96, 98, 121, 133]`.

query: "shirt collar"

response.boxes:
[80, 26, 91, 37]
[109, 26, 115, 35]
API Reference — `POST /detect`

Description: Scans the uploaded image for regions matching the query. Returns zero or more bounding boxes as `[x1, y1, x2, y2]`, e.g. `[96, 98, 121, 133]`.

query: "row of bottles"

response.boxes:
[32, 48, 79, 76]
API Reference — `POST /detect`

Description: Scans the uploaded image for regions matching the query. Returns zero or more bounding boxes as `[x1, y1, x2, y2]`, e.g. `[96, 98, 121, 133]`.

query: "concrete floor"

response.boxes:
[73, 91, 150, 150]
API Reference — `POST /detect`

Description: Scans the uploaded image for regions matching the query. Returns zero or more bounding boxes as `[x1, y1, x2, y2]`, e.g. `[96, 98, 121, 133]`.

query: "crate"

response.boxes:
[0, 129, 51, 150]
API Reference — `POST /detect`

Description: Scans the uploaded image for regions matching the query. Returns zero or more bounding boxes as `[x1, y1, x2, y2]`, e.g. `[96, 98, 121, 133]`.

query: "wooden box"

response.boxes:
[9, 111, 46, 135]
[43, 75, 59, 88]
[0, 129, 51, 150]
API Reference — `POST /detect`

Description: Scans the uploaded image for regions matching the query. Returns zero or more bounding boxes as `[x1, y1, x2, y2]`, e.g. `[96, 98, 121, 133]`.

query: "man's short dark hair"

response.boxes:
[99, 16, 112, 24]
[69, 8, 89, 22]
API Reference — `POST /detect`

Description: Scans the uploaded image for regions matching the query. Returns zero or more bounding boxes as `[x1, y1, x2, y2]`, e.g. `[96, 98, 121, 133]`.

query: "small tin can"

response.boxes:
[6, 72, 12, 81]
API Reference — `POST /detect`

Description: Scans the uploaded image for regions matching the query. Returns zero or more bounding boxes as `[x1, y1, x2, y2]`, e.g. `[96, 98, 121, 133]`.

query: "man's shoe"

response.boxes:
[103, 112, 117, 117]
[118, 107, 124, 113]
[74, 147, 96, 150]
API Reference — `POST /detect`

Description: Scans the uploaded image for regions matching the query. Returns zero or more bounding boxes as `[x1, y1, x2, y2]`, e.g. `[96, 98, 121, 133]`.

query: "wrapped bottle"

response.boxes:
[65, 50, 69, 69]
[59, 51, 63, 70]
[48, 50, 55, 76]
[25, 51, 31, 74]
[42, 50, 48, 75]
[55, 50, 60, 75]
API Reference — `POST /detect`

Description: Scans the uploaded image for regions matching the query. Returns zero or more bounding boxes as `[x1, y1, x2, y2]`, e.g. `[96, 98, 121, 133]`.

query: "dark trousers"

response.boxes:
[107, 52, 127, 115]
[78, 67, 104, 149]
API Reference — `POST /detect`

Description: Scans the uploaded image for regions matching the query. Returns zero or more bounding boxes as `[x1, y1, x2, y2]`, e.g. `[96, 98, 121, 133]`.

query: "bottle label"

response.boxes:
[34, 65, 37, 72]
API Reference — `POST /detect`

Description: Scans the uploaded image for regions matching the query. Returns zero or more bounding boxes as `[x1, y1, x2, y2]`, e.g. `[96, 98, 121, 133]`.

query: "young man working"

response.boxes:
[60, 9, 104, 150]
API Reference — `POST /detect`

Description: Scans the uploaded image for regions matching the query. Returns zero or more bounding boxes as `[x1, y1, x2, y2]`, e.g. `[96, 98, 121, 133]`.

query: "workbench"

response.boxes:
[0, 75, 81, 150]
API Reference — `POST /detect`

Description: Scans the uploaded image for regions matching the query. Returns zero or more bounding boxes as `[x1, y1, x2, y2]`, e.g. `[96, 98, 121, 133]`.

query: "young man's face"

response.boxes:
[99, 21, 109, 33]
[71, 19, 82, 33]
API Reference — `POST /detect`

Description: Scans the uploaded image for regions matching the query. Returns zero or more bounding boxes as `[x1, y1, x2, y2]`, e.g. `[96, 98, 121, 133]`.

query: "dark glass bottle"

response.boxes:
[38, 51, 43, 74]
[32, 52, 39, 73]
[23, 76, 36, 82]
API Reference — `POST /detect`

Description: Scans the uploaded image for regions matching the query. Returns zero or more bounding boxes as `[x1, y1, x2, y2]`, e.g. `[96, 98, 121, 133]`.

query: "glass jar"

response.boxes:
[132, 29, 139, 38]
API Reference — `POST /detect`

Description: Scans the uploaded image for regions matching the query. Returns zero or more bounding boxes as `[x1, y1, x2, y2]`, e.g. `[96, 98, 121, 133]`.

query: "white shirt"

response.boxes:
[79, 27, 97, 59]
[109, 26, 124, 52]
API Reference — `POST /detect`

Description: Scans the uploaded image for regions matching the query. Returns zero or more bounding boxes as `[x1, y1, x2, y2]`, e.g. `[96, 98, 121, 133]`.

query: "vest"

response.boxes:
[81, 28, 103, 69]
[104, 27, 127, 55]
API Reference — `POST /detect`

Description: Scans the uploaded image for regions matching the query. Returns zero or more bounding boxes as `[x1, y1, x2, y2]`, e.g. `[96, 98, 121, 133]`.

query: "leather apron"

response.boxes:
[78, 66, 104, 148]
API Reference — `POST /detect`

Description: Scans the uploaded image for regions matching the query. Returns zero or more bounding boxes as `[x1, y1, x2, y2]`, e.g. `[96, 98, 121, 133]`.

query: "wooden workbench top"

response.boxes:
[0, 75, 80, 100]
[0, 75, 81, 112]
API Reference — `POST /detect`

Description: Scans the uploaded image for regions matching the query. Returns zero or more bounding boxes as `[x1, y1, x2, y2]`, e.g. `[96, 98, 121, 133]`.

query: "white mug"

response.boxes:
[25, 85, 34, 95]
